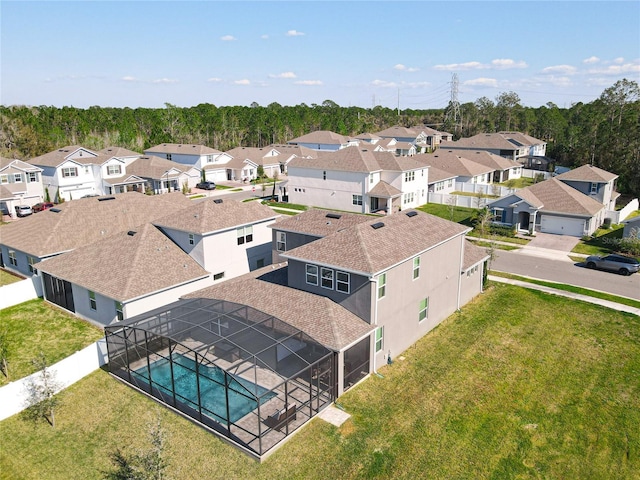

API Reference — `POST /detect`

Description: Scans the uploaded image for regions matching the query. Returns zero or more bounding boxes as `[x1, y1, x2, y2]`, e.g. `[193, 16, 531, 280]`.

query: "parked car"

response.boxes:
[32, 202, 55, 213]
[196, 181, 217, 190]
[585, 254, 640, 276]
[15, 205, 33, 217]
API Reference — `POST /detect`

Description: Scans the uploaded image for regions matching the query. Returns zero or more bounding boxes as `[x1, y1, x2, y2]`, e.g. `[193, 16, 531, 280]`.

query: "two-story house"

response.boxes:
[287, 130, 358, 151]
[446, 132, 547, 161]
[420, 150, 495, 186]
[144, 143, 232, 184]
[224, 146, 282, 181]
[0, 157, 45, 217]
[119, 155, 200, 194]
[554, 164, 619, 211]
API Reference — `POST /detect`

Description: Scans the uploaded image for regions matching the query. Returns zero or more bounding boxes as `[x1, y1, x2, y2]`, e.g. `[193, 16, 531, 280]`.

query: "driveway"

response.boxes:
[525, 232, 581, 252]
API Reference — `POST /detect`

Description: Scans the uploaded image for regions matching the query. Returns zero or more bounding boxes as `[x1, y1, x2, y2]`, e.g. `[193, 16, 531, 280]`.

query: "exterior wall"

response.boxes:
[372, 236, 465, 366]
[101, 158, 126, 183]
[270, 229, 320, 263]
[291, 142, 343, 151]
[386, 169, 428, 210]
[53, 161, 101, 200]
[0, 245, 42, 278]
[460, 261, 484, 306]
[287, 167, 367, 213]
[145, 152, 200, 168]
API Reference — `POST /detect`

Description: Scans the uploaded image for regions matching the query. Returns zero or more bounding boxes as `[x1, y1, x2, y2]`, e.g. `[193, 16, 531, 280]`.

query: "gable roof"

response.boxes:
[462, 150, 523, 171]
[427, 165, 457, 183]
[0, 192, 193, 257]
[153, 198, 277, 235]
[145, 143, 222, 155]
[554, 164, 618, 183]
[270, 208, 373, 237]
[184, 265, 374, 351]
[463, 240, 490, 270]
[287, 130, 352, 145]
[419, 151, 494, 177]
[515, 178, 605, 216]
[282, 209, 470, 276]
[124, 155, 192, 179]
[369, 180, 403, 197]
[449, 132, 544, 150]
[374, 125, 419, 139]
[100, 146, 142, 158]
[224, 146, 281, 168]
[29, 146, 101, 167]
[0, 157, 43, 172]
[37, 223, 209, 302]
[288, 145, 384, 173]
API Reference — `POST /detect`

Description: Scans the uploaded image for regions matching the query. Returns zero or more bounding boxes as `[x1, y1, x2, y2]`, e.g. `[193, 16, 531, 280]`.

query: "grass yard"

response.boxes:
[417, 203, 476, 226]
[0, 269, 23, 287]
[572, 225, 625, 256]
[0, 299, 103, 386]
[1, 285, 638, 479]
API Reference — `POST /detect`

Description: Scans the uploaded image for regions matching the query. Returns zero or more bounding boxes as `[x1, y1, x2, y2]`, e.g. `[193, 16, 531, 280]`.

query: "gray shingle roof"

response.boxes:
[0, 192, 193, 257]
[519, 178, 605, 216]
[153, 198, 277, 234]
[29, 146, 102, 167]
[463, 240, 490, 270]
[37, 223, 209, 302]
[144, 143, 222, 155]
[287, 130, 352, 145]
[124, 155, 191, 179]
[100, 146, 142, 158]
[269, 208, 373, 237]
[463, 150, 522, 171]
[419, 151, 494, 177]
[369, 181, 403, 197]
[282, 209, 470, 275]
[184, 265, 374, 351]
[555, 164, 618, 183]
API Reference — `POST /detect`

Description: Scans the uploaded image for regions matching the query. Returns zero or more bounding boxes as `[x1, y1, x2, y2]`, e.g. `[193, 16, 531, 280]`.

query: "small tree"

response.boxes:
[45, 187, 51, 203]
[256, 165, 265, 179]
[475, 207, 493, 237]
[55, 187, 64, 204]
[474, 190, 487, 209]
[446, 195, 457, 221]
[260, 178, 267, 198]
[271, 170, 279, 200]
[0, 328, 9, 380]
[22, 353, 61, 427]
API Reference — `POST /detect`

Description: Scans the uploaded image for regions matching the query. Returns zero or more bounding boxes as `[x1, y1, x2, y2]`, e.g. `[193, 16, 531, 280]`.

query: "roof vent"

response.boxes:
[406, 211, 418, 218]
[127, 231, 136, 236]
[98, 196, 116, 201]
[371, 222, 385, 230]
[49, 208, 62, 213]
[213, 199, 223, 204]
[325, 213, 341, 219]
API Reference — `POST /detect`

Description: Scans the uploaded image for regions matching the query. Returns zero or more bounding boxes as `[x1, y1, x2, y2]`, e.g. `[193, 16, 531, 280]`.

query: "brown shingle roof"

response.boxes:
[555, 164, 618, 183]
[374, 125, 419, 138]
[269, 208, 373, 237]
[100, 146, 142, 158]
[463, 150, 522, 171]
[463, 240, 490, 270]
[0, 192, 193, 257]
[520, 178, 605, 216]
[282, 210, 470, 275]
[153, 198, 277, 234]
[420, 151, 494, 177]
[184, 266, 374, 351]
[145, 143, 222, 155]
[369, 181, 402, 197]
[287, 130, 352, 145]
[427, 166, 457, 183]
[124, 155, 191, 179]
[38, 223, 209, 301]
[288, 145, 385, 173]
[29, 146, 101, 167]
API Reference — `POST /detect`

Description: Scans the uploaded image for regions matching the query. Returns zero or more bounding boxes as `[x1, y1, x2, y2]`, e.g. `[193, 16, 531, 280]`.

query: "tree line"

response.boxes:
[1, 79, 638, 197]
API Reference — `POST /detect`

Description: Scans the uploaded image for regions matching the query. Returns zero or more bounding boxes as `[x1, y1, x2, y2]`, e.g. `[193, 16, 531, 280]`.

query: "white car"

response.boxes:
[15, 205, 33, 217]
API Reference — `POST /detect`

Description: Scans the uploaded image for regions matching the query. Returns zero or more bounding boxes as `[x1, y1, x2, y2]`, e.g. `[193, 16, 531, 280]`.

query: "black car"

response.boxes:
[196, 181, 217, 190]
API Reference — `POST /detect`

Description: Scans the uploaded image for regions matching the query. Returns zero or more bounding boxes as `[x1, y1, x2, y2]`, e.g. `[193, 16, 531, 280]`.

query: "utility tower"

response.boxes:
[444, 73, 461, 131]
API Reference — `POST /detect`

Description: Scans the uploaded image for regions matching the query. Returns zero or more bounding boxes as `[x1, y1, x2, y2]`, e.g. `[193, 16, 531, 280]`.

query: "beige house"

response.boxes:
[0, 157, 44, 217]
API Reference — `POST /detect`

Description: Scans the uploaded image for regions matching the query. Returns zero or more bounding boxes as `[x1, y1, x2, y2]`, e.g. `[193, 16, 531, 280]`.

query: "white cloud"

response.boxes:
[541, 76, 574, 87]
[542, 65, 577, 75]
[613, 57, 625, 64]
[152, 78, 178, 84]
[261, 34, 269, 40]
[286, 30, 305, 37]
[394, 64, 420, 72]
[491, 58, 527, 69]
[220, 35, 236, 41]
[588, 61, 640, 75]
[434, 61, 486, 71]
[583, 56, 600, 64]
[371, 79, 398, 88]
[207, 77, 222, 83]
[463, 77, 498, 87]
[269, 72, 297, 79]
[294, 80, 323, 86]
[234, 79, 251, 85]
[122, 76, 138, 82]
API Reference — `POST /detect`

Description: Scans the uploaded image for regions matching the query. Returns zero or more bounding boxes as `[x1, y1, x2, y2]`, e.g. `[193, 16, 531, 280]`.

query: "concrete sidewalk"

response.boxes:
[488, 275, 640, 316]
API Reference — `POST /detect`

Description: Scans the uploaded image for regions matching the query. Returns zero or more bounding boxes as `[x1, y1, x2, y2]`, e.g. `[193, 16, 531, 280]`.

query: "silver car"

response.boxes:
[585, 254, 640, 276]
[15, 205, 33, 217]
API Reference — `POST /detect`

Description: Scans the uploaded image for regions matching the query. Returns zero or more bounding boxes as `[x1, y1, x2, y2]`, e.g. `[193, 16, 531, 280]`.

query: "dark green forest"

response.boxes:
[1, 79, 638, 197]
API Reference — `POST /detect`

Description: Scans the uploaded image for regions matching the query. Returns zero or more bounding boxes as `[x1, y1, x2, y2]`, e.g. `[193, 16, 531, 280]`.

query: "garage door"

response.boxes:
[540, 215, 585, 237]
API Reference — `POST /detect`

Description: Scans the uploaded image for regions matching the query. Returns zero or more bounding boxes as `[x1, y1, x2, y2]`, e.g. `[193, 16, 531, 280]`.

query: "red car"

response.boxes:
[32, 202, 54, 213]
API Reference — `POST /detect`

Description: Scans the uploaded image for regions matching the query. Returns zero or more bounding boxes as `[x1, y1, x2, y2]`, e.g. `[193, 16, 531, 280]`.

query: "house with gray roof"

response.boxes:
[224, 146, 282, 181]
[144, 143, 232, 184]
[374, 125, 445, 153]
[286, 145, 430, 213]
[446, 132, 547, 161]
[554, 164, 619, 211]
[0, 157, 45, 218]
[419, 150, 495, 185]
[287, 130, 358, 151]
[116, 155, 200, 194]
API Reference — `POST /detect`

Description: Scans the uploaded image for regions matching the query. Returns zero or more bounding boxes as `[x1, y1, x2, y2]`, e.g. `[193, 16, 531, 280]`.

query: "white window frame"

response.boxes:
[276, 231, 286, 251]
[352, 195, 363, 206]
[306, 264, 318, 286]
[236, 225, 253, 245]
[115, 301, 124, 321]
[321, 267, 334, 290]
[590, 182, 598, 195]
[107, 165, 121, 175]
[62, 167, 78, 178]
[413, 257, 420, 280]
[28, 172, 38, 182]
[13, 173, 22, 183]
[8, 250, 17, 266]
[89, 290, 97, 311]
[336, 271, 350, 293]
[419, 297, 429, 322]
[188, 233, 194, 245]
[28, 256, 38, 274]
[377, 273, 386, 299]
[404, 171, 415, 182]
[375, 326, 384, 352]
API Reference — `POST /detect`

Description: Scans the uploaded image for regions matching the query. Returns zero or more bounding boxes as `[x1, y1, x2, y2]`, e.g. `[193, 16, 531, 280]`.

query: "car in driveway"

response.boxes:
[32, 202, 55, 213]
[196, 181, 217, 190]
[585, 254, 640, 276]
[15, 205, 33, 217]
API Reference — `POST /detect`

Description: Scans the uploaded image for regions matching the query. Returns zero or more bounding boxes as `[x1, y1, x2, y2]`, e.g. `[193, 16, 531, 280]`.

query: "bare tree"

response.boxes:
[446, 195, 457, 221]
[0, 328, 9, 380]
[271, 170, 280, 201]
[22, 353, 61, 427]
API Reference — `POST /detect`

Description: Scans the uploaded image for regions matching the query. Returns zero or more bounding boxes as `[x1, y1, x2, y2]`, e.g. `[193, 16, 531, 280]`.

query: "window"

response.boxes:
[206, 155, 214, 163]
[276, 231, 286, 251]
[8, 250, 17, 266]
[236, 225, 253, 245]
[13, 173, 22, 183]
[336, 271, 350, 293]
[321, 267, 334, 289]
[419, 297, 429, 322]
[369, 174, 374, 184]
[403, 192, 414, 204]
[107, 165, 121, 175]
[590, 182, 598, 195]
[188, 233, 194, 245]
[413, 257, 420, 279]
[115, 301, 123, 321]
[323, 171, 327, 180]
[256, 258, 265, 269]
[28, 256, 38, 274]
[377, 273, 386, 299]
[352, 195, 363, 206]
[492, 207, 506, 222]
[62, 167, 78, 178]
[0, 175, 8, 184]
[213, 272, 225, 281]
[404, 171, 415, 182]
[89, 291, 97, 310]
[28, 172, 38, 182]
[166, 154, 172, 161]
[375, 327, 384, 352]
[306, 264, 318, 285]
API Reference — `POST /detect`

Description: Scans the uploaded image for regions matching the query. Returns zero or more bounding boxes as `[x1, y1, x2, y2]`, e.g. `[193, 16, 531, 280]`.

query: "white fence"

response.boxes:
[454, 182, 516, 197]
[429, 192, 491, 209]
[0, 276, 40, 310]
[521, 169, 553, 180]
[607, 198, 639, 224]
[0, 339, 108, 421]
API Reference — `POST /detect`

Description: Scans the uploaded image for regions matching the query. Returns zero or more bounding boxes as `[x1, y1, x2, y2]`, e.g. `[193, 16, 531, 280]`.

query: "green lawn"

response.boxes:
[1, 285, 638, 479]
[572, 225, 625, 255]
[417, 203, 477, 226]
[0, 269, 23, 287]
[0, 299, 103, 385]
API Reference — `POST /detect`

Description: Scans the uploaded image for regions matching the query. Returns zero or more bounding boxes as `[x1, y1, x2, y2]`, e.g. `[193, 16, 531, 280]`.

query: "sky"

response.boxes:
[1, 1, 639, 110]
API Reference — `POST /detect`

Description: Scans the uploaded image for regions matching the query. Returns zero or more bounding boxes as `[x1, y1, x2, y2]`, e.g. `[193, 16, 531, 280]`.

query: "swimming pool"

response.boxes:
[134, 353, 275, 423]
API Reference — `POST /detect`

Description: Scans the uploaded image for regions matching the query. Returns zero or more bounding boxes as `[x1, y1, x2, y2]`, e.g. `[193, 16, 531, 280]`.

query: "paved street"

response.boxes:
[491, 249, 640, 300]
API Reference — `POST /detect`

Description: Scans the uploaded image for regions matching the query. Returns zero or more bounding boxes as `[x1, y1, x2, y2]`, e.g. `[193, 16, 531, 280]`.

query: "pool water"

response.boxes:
[135, 353, 275, 423]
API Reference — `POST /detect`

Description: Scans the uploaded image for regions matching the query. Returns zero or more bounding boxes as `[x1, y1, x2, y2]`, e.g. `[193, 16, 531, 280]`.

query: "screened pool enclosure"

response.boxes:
[105, 298, 335, 458]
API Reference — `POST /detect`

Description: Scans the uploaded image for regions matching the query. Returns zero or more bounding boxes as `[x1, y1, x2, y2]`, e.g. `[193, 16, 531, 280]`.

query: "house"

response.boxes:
[144, 143, 232, 183]
[460, 150, 523, 183]
[0, 192, 193, 279]
[267, 144, 318, 174]
[287, 130, 358, 151]
[446, 132, 547, 161]
[487, 177, 606, 236]
[286, 145, 430, 213]
[224, 146, 282, 181]
[554, 164, 619, 211]
[153, 198, 279, 278]
[374, 125, 444, 153]
[119, 155, 200, 194]
[420, 150, 495, 186]
[36, 223, 211, 325]
[104, 207, 488, 459]
[0, 157, 45, 218]
[97, 146, 147, 194]
[427, 166, 457, 198]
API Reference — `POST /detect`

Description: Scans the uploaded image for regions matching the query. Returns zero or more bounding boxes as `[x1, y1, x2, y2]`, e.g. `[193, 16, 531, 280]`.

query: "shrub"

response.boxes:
[489, 224, 516, 237]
